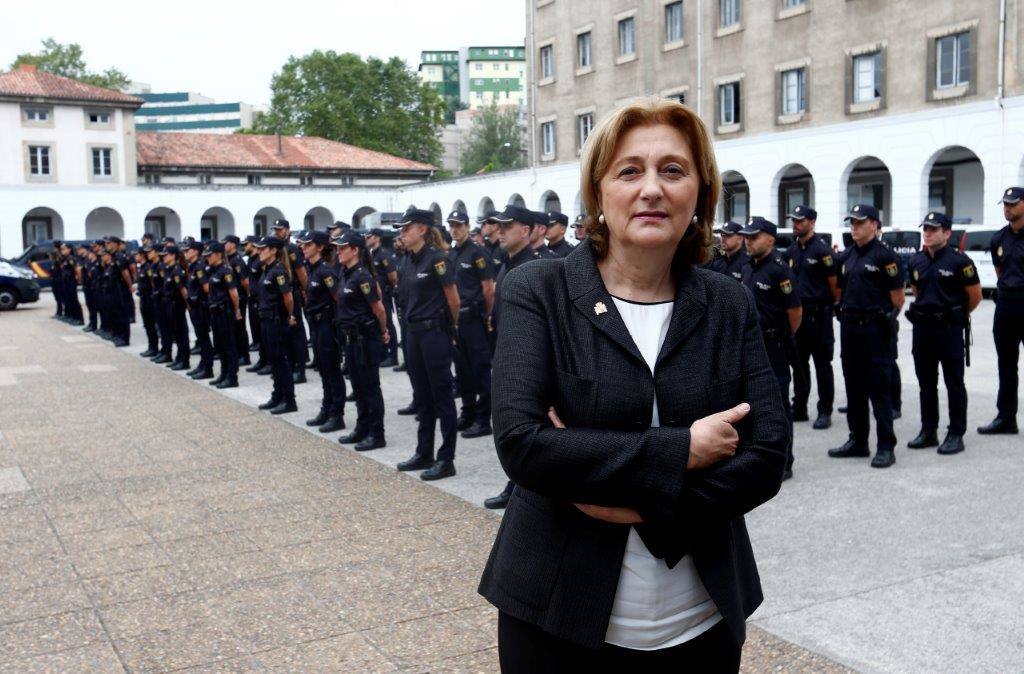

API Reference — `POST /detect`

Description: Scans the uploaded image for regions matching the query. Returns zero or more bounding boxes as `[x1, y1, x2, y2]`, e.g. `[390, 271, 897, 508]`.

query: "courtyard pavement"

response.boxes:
[0, 293, 1020, 672]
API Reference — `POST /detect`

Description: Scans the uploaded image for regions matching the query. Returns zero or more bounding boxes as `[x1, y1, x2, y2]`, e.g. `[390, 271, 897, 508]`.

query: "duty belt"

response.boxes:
[258, 309, 282, 320]
[307, 309, 332, 322]
[209, 303, 227, 311]
[839, 308, 886, 325]
[407, 318, 446, 332]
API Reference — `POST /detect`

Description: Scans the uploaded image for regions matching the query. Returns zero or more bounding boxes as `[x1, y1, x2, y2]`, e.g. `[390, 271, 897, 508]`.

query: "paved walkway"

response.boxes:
[3, 295, 1020, 671]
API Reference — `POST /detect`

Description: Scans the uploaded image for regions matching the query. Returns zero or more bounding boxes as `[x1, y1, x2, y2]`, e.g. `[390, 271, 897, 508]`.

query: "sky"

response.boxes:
[2, 0, 528, 105]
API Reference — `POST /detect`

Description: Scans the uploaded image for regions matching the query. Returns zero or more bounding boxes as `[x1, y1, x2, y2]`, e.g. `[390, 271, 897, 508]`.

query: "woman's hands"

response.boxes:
[547, 408, 644, 525]
[688, 403, 750, 470]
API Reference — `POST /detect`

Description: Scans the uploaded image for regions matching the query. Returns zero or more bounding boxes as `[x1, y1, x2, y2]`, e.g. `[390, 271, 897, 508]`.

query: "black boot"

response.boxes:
[258, 396, 282, 410]
[397, 404, 418, 416]
[484, 482, 513, 510]
[420, 460, 456, 481]
[461, 422, 492, 439]
[255, 364, 273, 375]
[270, 398, 297, 415]
[169, 361, 189, 371]
[338, 431, 367, 445]
[871, 449, 895, 468]
[245, 361, 265, 373]
[397, 454, 433, 471]
[907, 430, 939, 449]
[937, 433, 965, 455]
[828, 438, 870, 458]
[152, 353, 171, 364]
[192, 368, 214, 380]
[209, 372, 226, 386]
[306, 410, 329, 427]
[354, 436, 386, 451]
[216, 377, 238, 389]
[977, 418, 1019, 434]
[318, 416, 345, 433]
[812, 413, 832, 430]
[140, 348, 157, 358]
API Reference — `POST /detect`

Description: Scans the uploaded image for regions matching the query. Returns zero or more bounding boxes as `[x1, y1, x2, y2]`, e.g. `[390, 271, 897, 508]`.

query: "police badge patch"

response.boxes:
[324, 276, 334, 288]
[913, 269, 919, 281]
[823, 255, 833, 267]
[434, 261, 447, 276]
[197, 270, 204, 278]
[360, 282, 371, 295]
[780, 279, 793, 294]
[963, 265, 975, 278]
[885, 263, 898, 277]
[997, 246, 1004, 258]
[225, 274, 232, 282]
[474, 257, 486, 270]
[276, 275, 286, 286]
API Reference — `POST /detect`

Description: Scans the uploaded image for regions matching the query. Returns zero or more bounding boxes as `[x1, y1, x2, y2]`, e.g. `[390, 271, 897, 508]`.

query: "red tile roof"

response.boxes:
[136, 132, 435, 173]
[0, 64, 143, 106]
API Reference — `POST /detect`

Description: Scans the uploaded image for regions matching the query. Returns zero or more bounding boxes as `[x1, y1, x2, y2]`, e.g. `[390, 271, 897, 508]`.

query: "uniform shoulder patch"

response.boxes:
[474, 256, 486, 270]
[276, 275, 286, 286]
[225, 273, 232, 282]
[174, 275, 180, 283]
[324, 276, 335, 288]
[822, 254, 833, 267]
[963, 264, 976, 278]
[434, 260, 447, 276]
[197, 269, 204, 278]
[780, 279, 793, 294]
[912, 269, 920, 281]
[885, 262, 898, 277]
[360, 281, 372, 295]
[997, 245, 1004, 258]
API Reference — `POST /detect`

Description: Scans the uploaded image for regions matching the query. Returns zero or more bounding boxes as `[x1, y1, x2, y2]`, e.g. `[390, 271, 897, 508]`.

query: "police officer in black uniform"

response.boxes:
[271, 220, 309, 384]
[183, 241, 215, 380]
[483, 205, 542, 509]
[785, 205, 839, 429]
[243, 236, 267, 373]
[58, 242, 85, 326]
[224, 235, 252, 368]
[571, 213, 587, 244]
[545, 212, 574, 258]
[297, 230, 346, 433]
[707, 221, 749, 281]
[80, 244, 100, 333]
[367, 228, 400, 368]
[829, 204, 905, 468]
[740, 217, 801, 480]
[203, 242, 241, 388]
[254, 236, 298, 415]
[528, 211, 559, 259]
[135, 246, 160, 356]
[480, 210, 505, 268]
[160, 245, 191, 370]
[447, 208, 496, 438]
[105, 236, 132, 347]
[979, 186, 1024, 434]
[905, 212, 982, 454]
[333, 229, 391, 451]
[391, 207, 461, 481]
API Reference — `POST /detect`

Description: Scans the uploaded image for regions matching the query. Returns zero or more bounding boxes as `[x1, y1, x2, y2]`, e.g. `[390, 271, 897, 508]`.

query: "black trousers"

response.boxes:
[247, 297, 262, 350]
[261, 316, 294, 402]
[109, 286, 130, 342]
[169, 300, 189, 365]
[210, 306, 238, 378]
[155, 297, 172, 356]
[343, 330, 385, 438]
[234, 297, 250, 363]
[139, 293, 159, 351]
[891, 333, 902, 412]
[764, 334, 794, 471]
[188, 303, 214, 370]
[841, 319, 896, 451]
[397, 311, 420, 410]
[792, 303, 834, 416]
[912, 323, 967, 435]
[382, 292, 399, 359]
[309, 317, 344, 416]
[53, 276, 65, 316]
[63, 283, 83, 321]
[84, 287, 98, 329]
[497, 612, 741, 674]
[406, 325, 457, 462]
[994, 305, 1024, 420]
[455, 309, 493, 427]
[288, 294, 308, 374]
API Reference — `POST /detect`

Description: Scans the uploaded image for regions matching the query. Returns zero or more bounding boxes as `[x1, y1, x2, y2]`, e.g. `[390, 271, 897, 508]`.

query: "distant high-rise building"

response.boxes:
[129, 84, 265, 134]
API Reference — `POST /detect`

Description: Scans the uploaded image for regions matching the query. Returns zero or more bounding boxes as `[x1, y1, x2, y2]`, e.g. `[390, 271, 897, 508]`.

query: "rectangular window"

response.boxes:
[666, 2, 684, 43]
[720, 0, 740, 27]
[91, 147, 112, 176]
[577, 113, 594, 149]
[618, 17, 636, 57]
[199, 174, 212, 185]
[782, 0, 804, 6]
[25, 108, 50, 122]
[145, 174, 161, 185]
[577, 32, 592, 69]
[781, 68, 806, 115]
[853, 52, 881, 103]
[87, 111, 111, 124]
[300, 176, 314, 186]
[247, 174, 262, 185]
[28, 145, 51, 175]
[719, 82, 740, 125]
[541, 121, 556, 157]
[475, 63, 483, 71]
[540, 45, 554, 79]
[936, 32, 970, 88]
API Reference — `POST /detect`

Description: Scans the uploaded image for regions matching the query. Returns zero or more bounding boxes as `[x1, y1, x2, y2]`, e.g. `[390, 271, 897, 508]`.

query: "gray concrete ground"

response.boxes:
[1, 293, 1021, 672]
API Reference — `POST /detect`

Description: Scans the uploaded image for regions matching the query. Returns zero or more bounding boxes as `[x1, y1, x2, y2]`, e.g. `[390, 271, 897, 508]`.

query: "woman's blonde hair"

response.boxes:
[580, 98, 720, 266]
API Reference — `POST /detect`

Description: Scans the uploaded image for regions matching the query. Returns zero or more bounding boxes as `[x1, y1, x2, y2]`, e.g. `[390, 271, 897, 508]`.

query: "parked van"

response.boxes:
[958, 227, 1001, 294]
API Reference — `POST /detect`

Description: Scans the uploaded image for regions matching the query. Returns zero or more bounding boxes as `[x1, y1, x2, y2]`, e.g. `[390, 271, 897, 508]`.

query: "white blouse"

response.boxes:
[604, 296, 723, 651]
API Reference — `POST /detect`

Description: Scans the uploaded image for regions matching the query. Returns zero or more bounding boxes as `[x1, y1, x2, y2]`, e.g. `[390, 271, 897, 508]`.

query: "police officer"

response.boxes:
[51, 242, 66, 321]
[271, 219, 309, 384]
[203, 242, 241, 389]
[254, 236, 298, 415]
[366, 228, 400, 367]
[135, 246, 160, 357]
[829, 204, 905, 468]
[224, 235, 252, 368]
[741, 217, 801, 480]
[392, 207, 461, 481]
[528, 211, 559, 259]
[243, 236, 267, 373]
[545, 212, 574, 257]
[905, 212, 981, 454]
[979, 186, 1024, 434]
[333, 229, 391, 451]
[105, 236, 132, 346]
[708, 221, 749, 280]
[80, 244, 100, 333]
[58, 243, 85, 326]
[150, 245, 173, 364]
[183, 241, 215, 380]
[571, 213, 588, 243]
[297, 230, 346, 433]
[160, 245, 191, 371]
[483, 205, 542, 509]
[447, 208, 496, 438]
[784, 205, 839, 429]
[479, 211, 505, 268]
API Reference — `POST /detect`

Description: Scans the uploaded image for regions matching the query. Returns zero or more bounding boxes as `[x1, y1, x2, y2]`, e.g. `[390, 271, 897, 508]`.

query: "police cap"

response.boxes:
[787, 205, 817, 221]
[844, 204, 881, 223]
[920, 212, 953, 229]
[999, 186, 1024, 205]
[738, 217, 777, 237]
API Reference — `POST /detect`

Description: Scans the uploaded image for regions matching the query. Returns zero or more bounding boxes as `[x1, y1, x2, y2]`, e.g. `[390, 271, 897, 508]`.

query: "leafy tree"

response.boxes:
[11, 38, 130, 91]
[253, 50, 445, 166]
[459, 105, 526, 176]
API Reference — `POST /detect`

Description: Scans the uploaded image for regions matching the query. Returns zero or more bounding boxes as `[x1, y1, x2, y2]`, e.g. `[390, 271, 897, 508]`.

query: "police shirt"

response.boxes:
[837, 238, 902, 312]
[137, 261, 154, 296]
[533, 244, 558, 260]
[257, 263, 291, 315]
[333, 264, 379, 329]
[493, 246, 540, 328]
[908, 244, 978, 311]
[304, 258, 337, 316]
[709, 249, 749, 281]
[205, 263, 237, 308]
[246, 256, 263, 302]
[449, 239, 495, 307]
[548, 238, 574, 258]
[162, 264, 186, 305]
[371, 247, 397, 297]
[228, 252, 249, 296]
[990, 224, 1024, 306]
[486, 239, 506, 268]
[404, 245, 456, 323]
[742, 254, 800, 333]
[394, 251, 412, 312]
[186, 262, 208, 304]
[61, 256, 78, 286]
[112, 252, 130, 288]
[785, 234, 836, 304]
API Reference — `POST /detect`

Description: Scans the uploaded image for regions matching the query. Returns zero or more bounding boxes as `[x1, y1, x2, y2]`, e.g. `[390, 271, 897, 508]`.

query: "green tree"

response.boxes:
[252, 51, 445, 166]
[459, 105, 526, 176]
[11, 38, 130, 91]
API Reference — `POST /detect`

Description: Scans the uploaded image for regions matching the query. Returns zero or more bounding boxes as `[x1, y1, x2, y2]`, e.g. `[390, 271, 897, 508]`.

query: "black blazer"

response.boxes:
[478, 239, 788, 649]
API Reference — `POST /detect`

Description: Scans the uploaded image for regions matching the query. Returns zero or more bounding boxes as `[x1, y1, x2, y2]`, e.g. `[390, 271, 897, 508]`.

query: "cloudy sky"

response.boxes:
[2, 0, 528, 104]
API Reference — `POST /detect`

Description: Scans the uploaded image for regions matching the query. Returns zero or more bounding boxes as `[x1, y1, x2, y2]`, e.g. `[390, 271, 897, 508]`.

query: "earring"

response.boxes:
[691, 214, 699, 224]
[598, 213, 606, 224]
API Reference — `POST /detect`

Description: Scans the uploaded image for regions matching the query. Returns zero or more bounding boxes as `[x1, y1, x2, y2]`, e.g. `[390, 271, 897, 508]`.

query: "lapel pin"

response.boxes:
[594, 301, 608, 315]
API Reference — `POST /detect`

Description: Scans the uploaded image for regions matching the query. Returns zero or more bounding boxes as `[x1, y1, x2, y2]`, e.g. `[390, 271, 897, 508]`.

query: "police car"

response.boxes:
[0, 258, 41, 310]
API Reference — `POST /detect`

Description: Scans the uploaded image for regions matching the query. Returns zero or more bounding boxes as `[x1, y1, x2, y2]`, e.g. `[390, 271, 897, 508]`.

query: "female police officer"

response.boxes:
[203, 242, 242, 389]
[183, 241, 214, 380]
[297, 230, 346, 433]
[160, 245, 191, 371]
[254, 236, 298, 415]
[333, 229, 391, 451]
[392, 207, 461, 480]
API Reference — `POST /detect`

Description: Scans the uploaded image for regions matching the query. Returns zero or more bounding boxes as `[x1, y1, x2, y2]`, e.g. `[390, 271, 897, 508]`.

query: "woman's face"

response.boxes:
[598, 122, 700, 252]
[337, 245, 359, 266]
[400, 223, 427, 248]
[258, 247, 275, 264]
